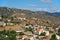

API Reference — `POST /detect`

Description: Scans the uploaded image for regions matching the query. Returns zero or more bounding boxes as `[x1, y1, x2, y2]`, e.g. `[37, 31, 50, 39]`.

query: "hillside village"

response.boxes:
[0, 7, 60, 40]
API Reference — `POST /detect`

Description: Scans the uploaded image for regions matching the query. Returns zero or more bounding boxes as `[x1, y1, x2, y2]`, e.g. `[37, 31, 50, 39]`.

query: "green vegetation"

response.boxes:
[0, 30, 17, 40]
[19, 32, 24, 36]
[57, 28, 60, 36]
[25, 27, 33, 33]
[39, 32, 46, 36]
[50, 34, 57, 40]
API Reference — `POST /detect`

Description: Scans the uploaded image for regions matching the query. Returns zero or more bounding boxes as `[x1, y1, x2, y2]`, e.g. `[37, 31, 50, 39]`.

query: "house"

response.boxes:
[21, 35, 35, 40]
[22, 35, 28, 40]
[45, 31, 49, 36]
[29, 36, 34, 40]
[32, 17, 37, 20]
[37, 28, 45, 35]
[16, 31, 22, 33]
[7, 23, 14, 26]
[42, 35, 51, 40]
[56, 35, 60, 40]
[7, 19, 11, 22]
[17, 17, 26, 20]
[24, 31, 33, 35]
[37, 26, 49, 36]
[0, 21, 6, 27]
[33, 24, 40, 31]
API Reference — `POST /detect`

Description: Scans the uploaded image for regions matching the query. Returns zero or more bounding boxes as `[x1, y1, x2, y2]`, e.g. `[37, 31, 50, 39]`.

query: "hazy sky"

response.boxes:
[0, 0, 60, 12]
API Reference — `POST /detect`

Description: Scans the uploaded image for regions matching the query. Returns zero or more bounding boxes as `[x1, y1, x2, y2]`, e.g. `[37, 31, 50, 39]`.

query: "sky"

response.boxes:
[0, 0, 60, 12]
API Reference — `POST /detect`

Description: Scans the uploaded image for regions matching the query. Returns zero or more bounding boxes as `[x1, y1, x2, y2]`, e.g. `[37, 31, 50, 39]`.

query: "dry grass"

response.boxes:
[0, 25, 23, 31]
[5, 26, 23, 31]
[0, 27, 4, 31]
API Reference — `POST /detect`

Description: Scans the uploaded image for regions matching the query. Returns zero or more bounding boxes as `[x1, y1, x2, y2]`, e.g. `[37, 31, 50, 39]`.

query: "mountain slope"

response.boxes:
[0, 7, 60, 25]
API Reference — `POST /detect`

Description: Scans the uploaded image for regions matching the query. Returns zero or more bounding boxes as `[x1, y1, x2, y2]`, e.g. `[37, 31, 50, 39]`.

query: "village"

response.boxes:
[0, 13, 60, 40]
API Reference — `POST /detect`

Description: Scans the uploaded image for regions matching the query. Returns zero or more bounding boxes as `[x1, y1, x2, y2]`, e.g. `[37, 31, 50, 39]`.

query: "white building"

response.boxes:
[17, 17, 26, 20]
[0, 21, 6, 27]
[56, 35, 60, 40]
[45, 31, 49, 36]
[30, 37, 34, 40]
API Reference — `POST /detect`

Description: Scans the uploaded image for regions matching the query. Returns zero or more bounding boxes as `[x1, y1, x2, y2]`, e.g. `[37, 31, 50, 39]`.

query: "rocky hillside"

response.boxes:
[0, 7, 60, 25]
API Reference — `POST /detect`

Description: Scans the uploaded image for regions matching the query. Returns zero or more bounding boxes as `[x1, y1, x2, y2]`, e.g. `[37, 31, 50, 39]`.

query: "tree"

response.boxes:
[57, 28, 60, 36]
[39, 32, 46, 36]
[50, 34, 57, 40]
[25, 27, 33, 33]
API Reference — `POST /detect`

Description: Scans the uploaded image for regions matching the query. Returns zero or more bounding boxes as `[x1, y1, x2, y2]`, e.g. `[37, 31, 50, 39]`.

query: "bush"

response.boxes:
[19, 32, 24, 36]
